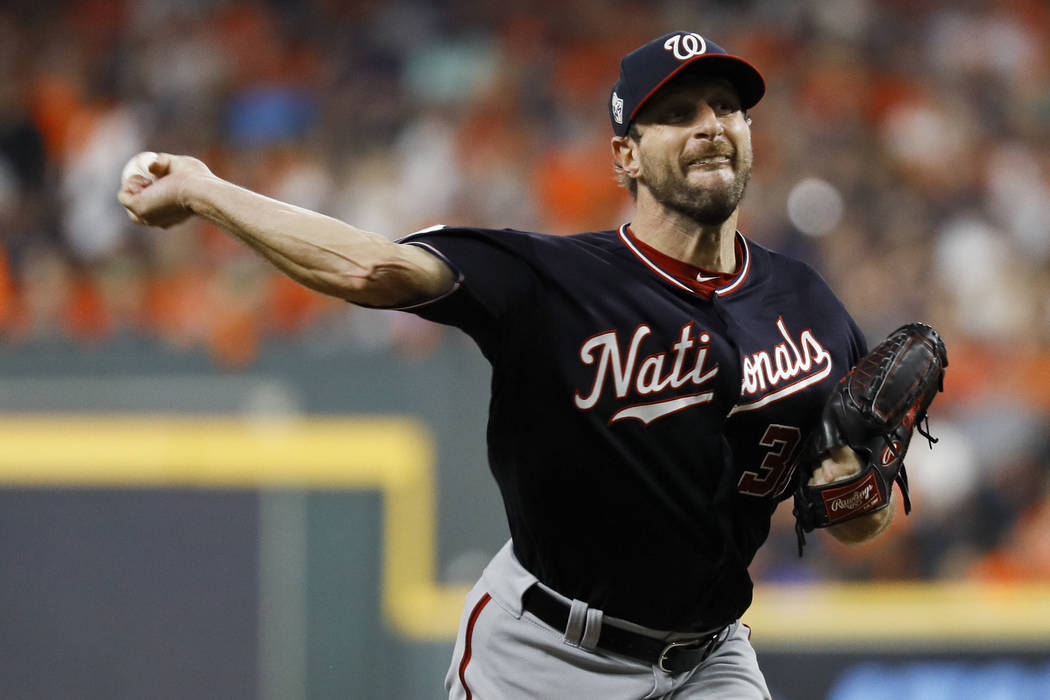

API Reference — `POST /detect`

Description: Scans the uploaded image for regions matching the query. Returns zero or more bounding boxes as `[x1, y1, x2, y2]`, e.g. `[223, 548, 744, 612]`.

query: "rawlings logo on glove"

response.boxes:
[793, 322, 948, 555]
[823, 474, 879, 518]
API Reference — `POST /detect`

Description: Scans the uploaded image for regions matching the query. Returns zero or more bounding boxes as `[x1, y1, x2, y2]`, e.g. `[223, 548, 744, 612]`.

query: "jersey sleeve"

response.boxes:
[393, 227, 539, 352]
[846, 316, 868, 365]
[787, 252, 868, 365]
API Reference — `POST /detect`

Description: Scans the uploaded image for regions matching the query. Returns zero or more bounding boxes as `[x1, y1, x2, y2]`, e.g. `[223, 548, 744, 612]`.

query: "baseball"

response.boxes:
[121, 151, 159, 184]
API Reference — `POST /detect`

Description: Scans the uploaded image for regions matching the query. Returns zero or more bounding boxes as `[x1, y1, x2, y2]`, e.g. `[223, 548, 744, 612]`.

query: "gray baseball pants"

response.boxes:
[446, 541, 772, 699]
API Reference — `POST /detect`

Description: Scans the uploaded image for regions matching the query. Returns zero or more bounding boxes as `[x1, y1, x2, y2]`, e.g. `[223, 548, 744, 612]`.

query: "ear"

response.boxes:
[611, 135, 641, 178]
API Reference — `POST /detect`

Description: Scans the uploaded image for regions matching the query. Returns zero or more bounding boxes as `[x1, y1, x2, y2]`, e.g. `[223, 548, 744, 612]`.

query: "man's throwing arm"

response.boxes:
[117, 153, 455, 308]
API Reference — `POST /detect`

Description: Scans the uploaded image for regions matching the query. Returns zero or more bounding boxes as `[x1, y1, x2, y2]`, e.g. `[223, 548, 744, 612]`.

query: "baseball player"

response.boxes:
[119, 31, 946, 699]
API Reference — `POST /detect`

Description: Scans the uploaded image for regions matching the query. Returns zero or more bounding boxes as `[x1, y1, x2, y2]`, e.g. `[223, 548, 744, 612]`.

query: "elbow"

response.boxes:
[279, 262, 375, 304]
[313, 267, 384, 304]
[332, 267, 376, 296]
[291, 242, 452, 308]
[317, 262, 413, 307]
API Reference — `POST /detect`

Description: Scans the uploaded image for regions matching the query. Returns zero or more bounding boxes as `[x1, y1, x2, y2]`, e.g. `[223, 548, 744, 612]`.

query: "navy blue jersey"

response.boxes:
[398, 224, 866, 631]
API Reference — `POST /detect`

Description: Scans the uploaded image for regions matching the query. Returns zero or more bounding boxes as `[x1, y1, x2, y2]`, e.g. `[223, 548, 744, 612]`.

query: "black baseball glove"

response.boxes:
[793, 322, 948, 555]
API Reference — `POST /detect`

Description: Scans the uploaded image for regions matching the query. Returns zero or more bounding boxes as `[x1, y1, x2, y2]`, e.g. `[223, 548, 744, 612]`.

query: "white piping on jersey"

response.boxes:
[714, 235, 750, 296]
[404, 224, 449, 236]
[617, 224, 693, 292]
[617, 224, 751, 297]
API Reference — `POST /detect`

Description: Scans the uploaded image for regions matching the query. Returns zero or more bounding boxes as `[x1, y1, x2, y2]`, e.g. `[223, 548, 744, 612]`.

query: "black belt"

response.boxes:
[521, 585, 728, 674]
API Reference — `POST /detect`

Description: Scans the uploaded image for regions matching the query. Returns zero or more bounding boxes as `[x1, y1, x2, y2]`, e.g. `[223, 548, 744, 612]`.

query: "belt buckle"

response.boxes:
[657, 638, 705, 673]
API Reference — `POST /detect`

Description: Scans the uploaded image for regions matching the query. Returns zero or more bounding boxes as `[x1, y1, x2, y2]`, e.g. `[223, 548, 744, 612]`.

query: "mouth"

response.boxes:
[685, 155, 733, 170]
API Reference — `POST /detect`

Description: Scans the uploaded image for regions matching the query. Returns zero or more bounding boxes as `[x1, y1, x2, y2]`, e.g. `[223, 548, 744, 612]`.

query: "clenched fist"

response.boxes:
[117, 153, 214, 228]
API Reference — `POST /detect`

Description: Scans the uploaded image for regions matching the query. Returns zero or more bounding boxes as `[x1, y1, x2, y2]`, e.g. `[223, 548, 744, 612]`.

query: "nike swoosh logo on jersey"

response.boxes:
[696, 273, 719, 283]
[610, 392, 714, 425]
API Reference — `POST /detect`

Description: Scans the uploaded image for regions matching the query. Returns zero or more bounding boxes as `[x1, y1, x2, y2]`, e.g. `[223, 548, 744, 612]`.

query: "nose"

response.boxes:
[691, 103, 724, 139]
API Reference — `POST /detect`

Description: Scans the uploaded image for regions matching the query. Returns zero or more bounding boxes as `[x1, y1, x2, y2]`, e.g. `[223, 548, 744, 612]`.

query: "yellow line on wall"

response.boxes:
[2, 415, 1050, 646]
[0, 414, 468, 640]
[746, 580, 1050, 648]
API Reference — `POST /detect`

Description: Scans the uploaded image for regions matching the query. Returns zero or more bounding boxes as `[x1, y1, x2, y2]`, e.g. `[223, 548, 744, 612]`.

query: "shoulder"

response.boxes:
[399, 225, 621, 263]
[392, 225, 623, 332]
[747, 238, 867, 356]
[401, 225, 617, 246]
[746, 238, 843, 298]
[749, 238, 822, 280]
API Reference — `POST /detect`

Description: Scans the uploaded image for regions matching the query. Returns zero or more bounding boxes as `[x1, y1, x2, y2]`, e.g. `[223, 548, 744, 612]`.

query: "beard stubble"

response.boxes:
[640, 147, 753, 226]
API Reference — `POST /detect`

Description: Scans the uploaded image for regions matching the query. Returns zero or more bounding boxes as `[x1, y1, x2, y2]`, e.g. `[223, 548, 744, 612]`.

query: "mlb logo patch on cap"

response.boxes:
[609, 31, 765, 136]
[611, 92, 625, 125]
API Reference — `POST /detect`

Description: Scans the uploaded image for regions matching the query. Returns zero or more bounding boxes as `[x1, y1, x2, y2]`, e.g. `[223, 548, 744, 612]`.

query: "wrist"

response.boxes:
[177, 173, 222, 217]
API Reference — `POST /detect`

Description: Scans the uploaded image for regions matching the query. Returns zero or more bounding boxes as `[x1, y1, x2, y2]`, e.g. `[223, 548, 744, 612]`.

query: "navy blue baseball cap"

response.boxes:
[610, 31, 765, 136]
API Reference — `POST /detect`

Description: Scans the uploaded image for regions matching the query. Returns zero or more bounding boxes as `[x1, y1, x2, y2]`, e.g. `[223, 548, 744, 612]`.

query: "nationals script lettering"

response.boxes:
[573, 322, 719, 425]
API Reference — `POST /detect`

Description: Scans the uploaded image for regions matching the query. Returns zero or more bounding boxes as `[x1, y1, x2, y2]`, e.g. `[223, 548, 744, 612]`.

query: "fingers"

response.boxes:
[117, 188, 145, 224]
[119, 156, 172, 226]
[117, 177, 147, 207]
[121, 174, 154, 194]
[807, 465, 829, 487]
[149, 153, 171, 178]
[808, 446, 863, 486]
[118, 173, 160, 226]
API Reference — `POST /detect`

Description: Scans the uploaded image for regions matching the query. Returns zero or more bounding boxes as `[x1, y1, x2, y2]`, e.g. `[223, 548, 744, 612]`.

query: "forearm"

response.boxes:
[186, 175, 449, 306]
[119, 153, 454, 307]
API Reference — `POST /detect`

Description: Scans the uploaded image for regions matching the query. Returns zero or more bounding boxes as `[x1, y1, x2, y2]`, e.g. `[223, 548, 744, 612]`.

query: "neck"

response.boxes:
[629, 194, 740, 272]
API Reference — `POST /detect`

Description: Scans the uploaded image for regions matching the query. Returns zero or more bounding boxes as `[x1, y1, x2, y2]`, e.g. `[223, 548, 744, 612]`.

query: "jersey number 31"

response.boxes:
[737, 424, 801, 499]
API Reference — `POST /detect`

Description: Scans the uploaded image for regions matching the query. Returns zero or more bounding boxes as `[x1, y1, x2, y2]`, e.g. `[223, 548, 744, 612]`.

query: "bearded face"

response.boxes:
[630, 76, 754, 225]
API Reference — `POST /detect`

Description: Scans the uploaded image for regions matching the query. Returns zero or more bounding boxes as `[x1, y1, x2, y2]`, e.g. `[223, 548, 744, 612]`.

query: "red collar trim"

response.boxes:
[618, 224, 750, 298]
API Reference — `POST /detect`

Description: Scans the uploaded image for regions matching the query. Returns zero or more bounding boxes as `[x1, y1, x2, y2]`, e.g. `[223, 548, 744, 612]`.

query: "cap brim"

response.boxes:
[629, 53, 766, 125]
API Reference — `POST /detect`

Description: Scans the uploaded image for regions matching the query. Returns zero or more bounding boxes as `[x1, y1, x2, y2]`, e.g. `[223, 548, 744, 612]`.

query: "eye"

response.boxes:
[711, 98, 741, 116]
[662, 105, 694, 123]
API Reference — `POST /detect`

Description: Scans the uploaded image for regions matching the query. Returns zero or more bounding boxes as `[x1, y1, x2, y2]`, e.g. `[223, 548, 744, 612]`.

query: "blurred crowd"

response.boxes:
[1, 0, 1049, 583]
